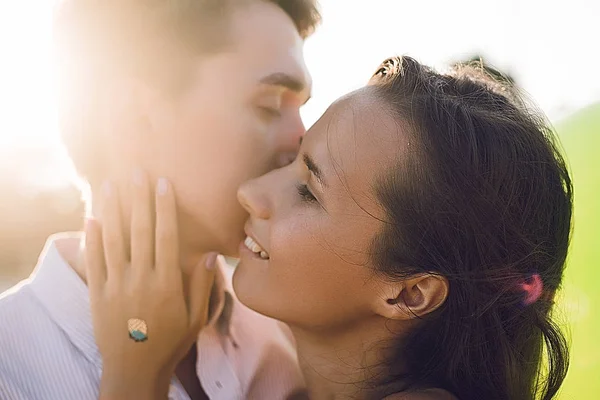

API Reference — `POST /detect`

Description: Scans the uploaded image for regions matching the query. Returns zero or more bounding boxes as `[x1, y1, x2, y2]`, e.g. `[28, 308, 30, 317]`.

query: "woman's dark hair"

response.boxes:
[368, 56, 572, 400]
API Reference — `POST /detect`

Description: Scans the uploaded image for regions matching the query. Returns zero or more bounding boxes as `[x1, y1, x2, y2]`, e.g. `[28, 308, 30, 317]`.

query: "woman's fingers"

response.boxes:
[155, 178, 181, 286]
[130, 169, 154, 274]
[84, 217, 106, 299]
[153, 178, 217, 332]
[188, 253, 218, 330]
[101, 181, 127, 283]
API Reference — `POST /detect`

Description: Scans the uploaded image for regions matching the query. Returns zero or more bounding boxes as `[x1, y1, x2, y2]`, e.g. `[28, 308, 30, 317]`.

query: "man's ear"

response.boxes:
[373, 274, 449, 321]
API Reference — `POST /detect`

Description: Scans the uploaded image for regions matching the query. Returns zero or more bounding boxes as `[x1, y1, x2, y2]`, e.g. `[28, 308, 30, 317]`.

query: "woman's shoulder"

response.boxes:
[383, 388, 459, 400]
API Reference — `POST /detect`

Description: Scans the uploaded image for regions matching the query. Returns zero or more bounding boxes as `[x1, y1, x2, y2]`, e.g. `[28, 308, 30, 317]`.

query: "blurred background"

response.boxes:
[0, 0, 598, 398]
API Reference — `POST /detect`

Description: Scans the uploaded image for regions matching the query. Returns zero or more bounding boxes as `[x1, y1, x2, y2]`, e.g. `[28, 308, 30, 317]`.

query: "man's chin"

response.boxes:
[220, 233, 245, 258]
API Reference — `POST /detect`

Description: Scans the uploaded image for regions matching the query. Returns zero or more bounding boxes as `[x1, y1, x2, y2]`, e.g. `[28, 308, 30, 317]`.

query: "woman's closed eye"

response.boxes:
[296, 183, 317, 203]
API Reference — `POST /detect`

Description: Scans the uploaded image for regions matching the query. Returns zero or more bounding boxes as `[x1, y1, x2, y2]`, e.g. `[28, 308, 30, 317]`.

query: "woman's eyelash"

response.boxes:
[296, 184, 317, 203]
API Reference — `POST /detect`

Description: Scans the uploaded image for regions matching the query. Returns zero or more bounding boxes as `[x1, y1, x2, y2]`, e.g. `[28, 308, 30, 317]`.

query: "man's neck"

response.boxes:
[56, 234, 87, 282]
[87, 192, 209, 277]
[289, 318, 407, 400]
[62, 231, 203, 283]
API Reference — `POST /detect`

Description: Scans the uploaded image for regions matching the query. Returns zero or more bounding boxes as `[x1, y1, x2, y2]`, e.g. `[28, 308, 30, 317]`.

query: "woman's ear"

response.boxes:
[373, 274, 449, 321]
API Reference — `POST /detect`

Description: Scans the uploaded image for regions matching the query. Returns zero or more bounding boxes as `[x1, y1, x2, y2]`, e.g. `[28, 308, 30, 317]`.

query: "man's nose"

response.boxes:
[276, 117, 305, 168]
[276, 151, 299, 168]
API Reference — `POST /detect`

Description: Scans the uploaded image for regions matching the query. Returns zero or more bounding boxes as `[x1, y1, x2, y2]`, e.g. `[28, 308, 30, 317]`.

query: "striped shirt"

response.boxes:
[0, 235, 305, 400]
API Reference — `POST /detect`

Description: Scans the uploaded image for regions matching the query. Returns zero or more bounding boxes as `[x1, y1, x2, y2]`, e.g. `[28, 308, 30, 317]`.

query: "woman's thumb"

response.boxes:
[188, 252, 219, 329]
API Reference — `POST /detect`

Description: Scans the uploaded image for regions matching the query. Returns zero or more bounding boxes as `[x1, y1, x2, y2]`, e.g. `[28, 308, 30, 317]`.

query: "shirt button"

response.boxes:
[168, 386, 176, 399]
[216, 381, 223, 389]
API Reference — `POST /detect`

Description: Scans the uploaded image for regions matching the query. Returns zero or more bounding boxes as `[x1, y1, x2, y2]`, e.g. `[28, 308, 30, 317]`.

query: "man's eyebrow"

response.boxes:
[260, 72, 306, 93]
[303, 154, 326, 187]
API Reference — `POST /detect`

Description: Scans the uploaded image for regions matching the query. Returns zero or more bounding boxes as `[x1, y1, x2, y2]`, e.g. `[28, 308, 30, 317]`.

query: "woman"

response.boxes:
[85, 57, 572, 400]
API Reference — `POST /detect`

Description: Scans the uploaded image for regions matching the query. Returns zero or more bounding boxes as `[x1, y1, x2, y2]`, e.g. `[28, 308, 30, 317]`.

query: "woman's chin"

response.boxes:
[232, 251, 274, 317]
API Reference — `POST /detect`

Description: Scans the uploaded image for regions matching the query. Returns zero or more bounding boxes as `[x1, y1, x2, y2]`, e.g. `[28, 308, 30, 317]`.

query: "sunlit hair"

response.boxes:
[368, 56, 571, 400]
[53, 0, 320, 187]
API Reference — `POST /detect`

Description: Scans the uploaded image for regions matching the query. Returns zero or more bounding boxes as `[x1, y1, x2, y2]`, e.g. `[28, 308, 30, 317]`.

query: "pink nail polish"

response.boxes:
[157, 178, 168, 196]
[102, 181, 112, 197]
[84, 217, 96, 234]
[132, 168, 143, 187]
[205, 253, 219, 270]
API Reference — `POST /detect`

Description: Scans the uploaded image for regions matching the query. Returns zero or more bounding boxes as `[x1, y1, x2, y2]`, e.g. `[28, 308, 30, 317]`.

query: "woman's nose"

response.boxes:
[237, 178, 271, 220]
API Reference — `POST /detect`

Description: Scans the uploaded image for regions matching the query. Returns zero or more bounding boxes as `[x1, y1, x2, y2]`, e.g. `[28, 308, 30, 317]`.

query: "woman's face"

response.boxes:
[233, 88, 410, 330]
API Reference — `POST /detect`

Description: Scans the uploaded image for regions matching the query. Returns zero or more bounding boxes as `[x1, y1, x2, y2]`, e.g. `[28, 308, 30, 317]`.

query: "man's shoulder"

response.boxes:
[0, 280, 51, 345]
[0, 282, 49, 373]
[0, 280, 65, 360]
[0, 280, 99, 400]
[0, 279, 37, 317]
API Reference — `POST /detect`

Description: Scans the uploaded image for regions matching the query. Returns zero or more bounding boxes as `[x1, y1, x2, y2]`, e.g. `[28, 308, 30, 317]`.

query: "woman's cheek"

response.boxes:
[271, 212, 321, 264]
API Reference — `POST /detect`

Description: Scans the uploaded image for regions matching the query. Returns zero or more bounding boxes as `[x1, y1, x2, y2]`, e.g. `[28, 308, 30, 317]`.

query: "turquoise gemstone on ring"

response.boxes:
[129, 330, 148, 342]
[127, 318, 148, 342]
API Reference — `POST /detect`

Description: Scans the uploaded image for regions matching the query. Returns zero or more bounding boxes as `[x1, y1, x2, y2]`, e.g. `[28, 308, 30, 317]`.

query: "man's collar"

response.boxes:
[29, 234, 102, 370]
[208, 258, 235, 338]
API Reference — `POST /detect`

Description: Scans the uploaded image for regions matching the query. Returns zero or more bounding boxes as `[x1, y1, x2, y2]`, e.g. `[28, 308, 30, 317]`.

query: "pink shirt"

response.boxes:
[0, 235, 305, 400]
[196, 254, 305, 399]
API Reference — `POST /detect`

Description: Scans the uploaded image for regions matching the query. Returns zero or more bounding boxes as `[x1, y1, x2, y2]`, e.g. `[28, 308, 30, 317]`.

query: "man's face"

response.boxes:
[112, 2, 311, 259]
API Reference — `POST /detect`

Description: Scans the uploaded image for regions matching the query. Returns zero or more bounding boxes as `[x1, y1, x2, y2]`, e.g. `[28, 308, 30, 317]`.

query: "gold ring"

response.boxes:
[127, 318, 148, 342]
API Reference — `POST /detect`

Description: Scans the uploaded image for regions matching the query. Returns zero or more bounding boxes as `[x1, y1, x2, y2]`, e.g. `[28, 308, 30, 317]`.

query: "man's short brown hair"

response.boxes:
[54, 0, 320, 83]
[53, 0, 320, 183]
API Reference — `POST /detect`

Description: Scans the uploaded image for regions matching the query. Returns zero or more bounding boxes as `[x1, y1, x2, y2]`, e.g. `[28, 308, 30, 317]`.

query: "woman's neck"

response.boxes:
[289, 319, 405, 400]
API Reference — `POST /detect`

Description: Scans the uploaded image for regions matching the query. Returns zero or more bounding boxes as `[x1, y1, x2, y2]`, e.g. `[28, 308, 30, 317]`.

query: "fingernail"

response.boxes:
[84, 217, 96, 235]
[157, 178, 168, 196]
[205, 253, 219, 270]
[132, 168, 143, 187]
[102, 181, 112, 197]
[84, 217, 91, 232]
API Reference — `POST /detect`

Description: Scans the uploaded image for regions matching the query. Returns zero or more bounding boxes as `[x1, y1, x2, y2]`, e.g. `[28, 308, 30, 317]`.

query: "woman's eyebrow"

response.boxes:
[303, 154, 327, 187]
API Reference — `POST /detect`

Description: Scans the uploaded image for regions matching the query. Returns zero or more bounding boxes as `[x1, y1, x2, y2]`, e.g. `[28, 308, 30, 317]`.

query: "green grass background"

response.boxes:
[555, 103, 600, 399]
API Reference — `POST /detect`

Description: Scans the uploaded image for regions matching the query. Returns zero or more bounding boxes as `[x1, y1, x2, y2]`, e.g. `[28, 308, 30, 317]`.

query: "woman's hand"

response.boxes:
[85, 172, 218, 399]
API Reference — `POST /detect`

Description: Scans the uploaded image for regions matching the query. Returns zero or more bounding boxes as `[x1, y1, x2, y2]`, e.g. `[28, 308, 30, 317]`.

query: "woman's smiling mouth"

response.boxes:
[244, 235, 270, 260]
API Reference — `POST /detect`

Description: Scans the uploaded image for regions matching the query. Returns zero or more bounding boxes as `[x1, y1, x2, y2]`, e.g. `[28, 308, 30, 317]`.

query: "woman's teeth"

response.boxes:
[244, 236, 270, 260]
[244, 236, 262, 252]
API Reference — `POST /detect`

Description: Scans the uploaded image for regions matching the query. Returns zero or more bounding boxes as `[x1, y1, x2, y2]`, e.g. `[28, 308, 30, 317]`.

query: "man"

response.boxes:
[0, 0, 320, 399]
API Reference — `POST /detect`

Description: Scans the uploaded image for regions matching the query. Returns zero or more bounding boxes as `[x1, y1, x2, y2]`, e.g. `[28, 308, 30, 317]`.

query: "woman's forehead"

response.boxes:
[311, 88, 410, 179]
[301, 88, 410, 225]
